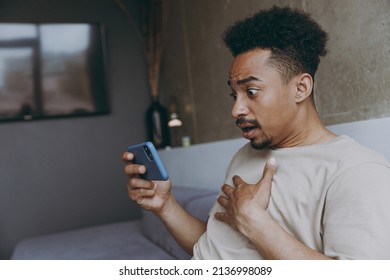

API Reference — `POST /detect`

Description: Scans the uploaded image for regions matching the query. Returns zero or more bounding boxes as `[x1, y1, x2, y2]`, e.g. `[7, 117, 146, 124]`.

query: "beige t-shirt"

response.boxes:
[193, 135, 390, 259]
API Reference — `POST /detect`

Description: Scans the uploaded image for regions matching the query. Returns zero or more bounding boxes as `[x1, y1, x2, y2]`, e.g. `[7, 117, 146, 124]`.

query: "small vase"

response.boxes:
[146, 99, 170, 149]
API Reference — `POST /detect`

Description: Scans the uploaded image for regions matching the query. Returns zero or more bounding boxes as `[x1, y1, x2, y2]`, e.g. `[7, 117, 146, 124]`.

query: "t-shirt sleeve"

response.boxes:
[323, 163, 390, 259]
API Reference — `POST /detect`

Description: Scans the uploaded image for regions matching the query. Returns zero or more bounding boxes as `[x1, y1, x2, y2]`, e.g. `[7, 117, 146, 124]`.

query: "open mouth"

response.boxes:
[236, 118, 260, 139]
[241, 126, 257, 133]
[239, 124, 259, 140]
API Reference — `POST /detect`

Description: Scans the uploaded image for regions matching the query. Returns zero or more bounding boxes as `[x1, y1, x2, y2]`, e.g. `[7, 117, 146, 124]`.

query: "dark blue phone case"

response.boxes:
[127, 141, 169, 181]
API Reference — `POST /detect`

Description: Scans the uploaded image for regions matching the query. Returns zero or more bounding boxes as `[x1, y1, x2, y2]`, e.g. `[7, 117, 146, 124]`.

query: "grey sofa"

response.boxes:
[11, 187, 218, 260]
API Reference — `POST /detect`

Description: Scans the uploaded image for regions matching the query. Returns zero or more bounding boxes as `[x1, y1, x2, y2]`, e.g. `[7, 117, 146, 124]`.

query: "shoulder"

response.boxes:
[323, 162, 390, 259]
[330, 135, 389, 171]
[322, 138, 390, 259]
[326, 136, 390, 202]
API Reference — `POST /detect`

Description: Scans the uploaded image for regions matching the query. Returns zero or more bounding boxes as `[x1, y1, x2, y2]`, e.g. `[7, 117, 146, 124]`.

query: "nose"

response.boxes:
[231, 96, 249, 119]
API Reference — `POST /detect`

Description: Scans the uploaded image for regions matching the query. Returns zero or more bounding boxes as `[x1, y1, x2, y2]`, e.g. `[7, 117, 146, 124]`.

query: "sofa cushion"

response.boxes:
[141, 186, 218, 259]
[185, 192, 218, 220]
[11, 220, 175, 260]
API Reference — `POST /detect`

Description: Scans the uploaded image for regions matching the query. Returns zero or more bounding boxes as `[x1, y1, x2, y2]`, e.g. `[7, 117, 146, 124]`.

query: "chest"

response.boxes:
[225, 155, 338, 247]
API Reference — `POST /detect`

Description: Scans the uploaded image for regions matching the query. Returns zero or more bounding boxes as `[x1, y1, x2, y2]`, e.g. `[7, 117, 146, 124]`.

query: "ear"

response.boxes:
[294, 73, 313, 103]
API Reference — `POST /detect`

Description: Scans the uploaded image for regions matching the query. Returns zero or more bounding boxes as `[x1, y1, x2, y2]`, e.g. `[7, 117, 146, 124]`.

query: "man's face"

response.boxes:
[228, 49, 298, 149]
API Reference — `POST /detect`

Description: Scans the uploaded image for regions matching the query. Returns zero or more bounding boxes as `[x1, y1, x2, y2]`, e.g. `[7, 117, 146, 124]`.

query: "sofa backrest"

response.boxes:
[159, 117, 390, 190]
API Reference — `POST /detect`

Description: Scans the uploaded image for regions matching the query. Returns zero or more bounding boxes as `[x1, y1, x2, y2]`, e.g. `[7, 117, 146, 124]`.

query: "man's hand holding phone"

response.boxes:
[123, 142, 208, 254]
[123, 142, 172, 214]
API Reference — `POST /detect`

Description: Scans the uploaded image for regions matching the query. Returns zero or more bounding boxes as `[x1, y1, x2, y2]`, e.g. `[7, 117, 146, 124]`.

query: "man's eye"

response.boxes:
[247, 88, 258, 96]
[229, 92, 237, 100]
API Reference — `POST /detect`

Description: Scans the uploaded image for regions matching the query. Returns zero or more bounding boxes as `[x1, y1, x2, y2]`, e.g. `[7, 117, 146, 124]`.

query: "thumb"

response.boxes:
[257, 157, 277, 186]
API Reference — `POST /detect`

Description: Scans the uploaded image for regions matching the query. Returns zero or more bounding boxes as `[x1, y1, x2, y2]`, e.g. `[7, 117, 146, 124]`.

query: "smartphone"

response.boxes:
[127, 141, 169, 181]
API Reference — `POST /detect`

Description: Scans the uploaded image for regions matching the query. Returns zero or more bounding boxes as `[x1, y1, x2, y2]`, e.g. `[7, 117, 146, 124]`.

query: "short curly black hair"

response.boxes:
[222, 6, 328, 84]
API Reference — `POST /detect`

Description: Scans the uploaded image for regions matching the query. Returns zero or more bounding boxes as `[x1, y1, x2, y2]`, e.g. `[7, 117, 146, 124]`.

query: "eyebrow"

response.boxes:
[227, 76, 261, 87]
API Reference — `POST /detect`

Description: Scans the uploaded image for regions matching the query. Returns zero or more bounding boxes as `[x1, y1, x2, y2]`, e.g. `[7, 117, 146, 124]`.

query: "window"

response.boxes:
[0, 23, 109, 122]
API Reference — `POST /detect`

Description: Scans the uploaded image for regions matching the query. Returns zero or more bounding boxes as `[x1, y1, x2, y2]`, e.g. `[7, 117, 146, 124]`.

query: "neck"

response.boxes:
[273, 103, 337, 149]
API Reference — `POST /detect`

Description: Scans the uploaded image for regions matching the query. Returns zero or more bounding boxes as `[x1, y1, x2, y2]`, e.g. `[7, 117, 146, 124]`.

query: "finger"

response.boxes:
[122, 152, 134, 162]
[128, 177, 155, 190]
[128, 187, 156, 198]
[221, 184, 234, 197]
[124, 164, 146, 176]
[136, 198, 144, 206]
[217, 195, 229, 208]
[258, 157, 277, 185]
[128, 188, 156, 204]
[214, 211, 226, 222]
[232, 175, 246, 188]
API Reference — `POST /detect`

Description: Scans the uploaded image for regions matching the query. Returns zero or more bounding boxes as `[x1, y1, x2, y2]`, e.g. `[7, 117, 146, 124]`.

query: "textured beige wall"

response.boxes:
[159, 0, 390, 145]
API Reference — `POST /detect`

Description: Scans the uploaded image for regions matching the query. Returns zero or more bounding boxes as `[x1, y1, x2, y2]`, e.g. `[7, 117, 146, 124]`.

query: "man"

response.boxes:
[123, 6, 390, 259]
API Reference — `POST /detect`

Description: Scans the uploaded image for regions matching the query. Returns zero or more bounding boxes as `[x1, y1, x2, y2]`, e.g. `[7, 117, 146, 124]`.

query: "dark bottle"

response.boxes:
[146, 100, 170, 149]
